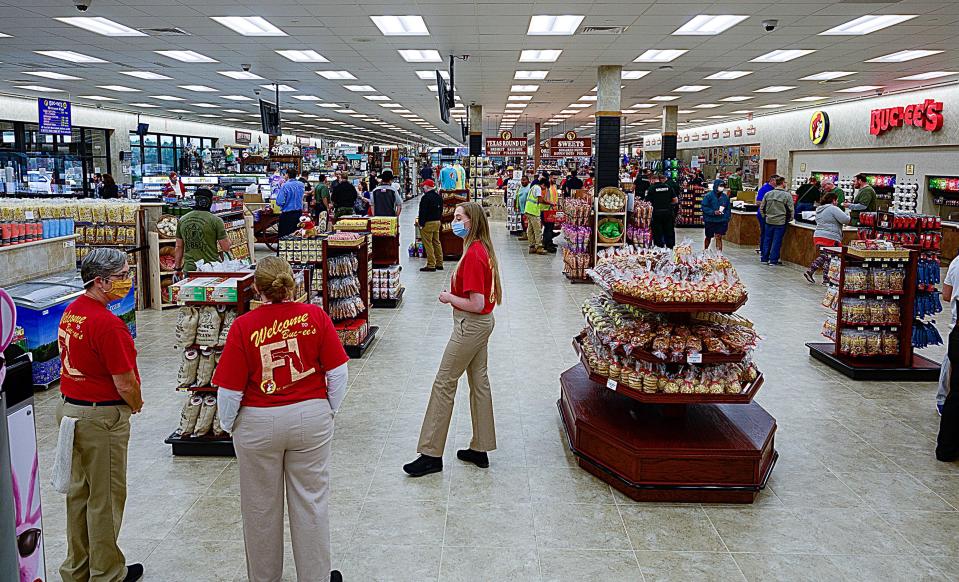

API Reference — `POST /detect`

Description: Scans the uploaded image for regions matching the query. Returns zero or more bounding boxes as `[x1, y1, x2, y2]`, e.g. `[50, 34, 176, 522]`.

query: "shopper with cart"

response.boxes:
[213, 256, 348, 582]
[404, 201, 503, 477]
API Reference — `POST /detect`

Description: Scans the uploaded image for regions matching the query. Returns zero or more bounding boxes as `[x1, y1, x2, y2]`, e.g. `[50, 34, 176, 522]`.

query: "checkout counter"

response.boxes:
[781, 221, 859, 267]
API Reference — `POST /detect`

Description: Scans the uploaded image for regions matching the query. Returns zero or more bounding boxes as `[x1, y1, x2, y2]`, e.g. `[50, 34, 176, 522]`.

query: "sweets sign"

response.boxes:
[870, 99, 943, 136]
[549, 135, 592, 157]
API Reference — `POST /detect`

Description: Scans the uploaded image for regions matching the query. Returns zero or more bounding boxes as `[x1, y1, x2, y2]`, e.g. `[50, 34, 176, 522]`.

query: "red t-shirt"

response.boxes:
[212, 302, 348, 407]
[59, 295, 139, 402]
[452, 241, 496, 315]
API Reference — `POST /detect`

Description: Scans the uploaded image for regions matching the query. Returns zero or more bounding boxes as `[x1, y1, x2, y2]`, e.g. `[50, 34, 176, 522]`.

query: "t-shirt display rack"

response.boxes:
[806, 244, 941, 381]
[440, 191, 468, 260]
[559, 247, 777, 503]
[677, 184, 705, 227]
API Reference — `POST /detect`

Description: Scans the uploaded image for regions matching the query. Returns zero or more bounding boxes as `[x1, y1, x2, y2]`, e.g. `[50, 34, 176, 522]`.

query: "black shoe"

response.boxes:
[420, 266, 436, 272]
[457, 448, 489, 468]
[123, 564, 144, 582]
[331, 570, 343, 582]
[435, 265, 444, 270]
[545, 247, 558, 253]
[403, 454, 443, 477]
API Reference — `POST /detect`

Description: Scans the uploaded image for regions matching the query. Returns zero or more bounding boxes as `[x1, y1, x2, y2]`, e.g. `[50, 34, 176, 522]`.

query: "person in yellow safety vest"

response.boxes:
[453, 162, 466, 190]
[539, 171, 559, 253]
[523, 176, 547, 255]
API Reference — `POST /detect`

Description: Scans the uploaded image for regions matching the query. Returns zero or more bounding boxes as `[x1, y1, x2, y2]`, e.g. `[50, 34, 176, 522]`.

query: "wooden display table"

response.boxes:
[780, 221, 857, 267]
[726, 211, 760, 247]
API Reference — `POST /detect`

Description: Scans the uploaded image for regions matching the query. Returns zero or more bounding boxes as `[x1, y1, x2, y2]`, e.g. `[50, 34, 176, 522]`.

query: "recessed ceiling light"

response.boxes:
[15, 85, 63, 92]
[673, 14, 748, 36]
[280, 109, 301, 114]
[751, 49, 815, 63]
[694, 103, 721, 108]
[56, 16, 146, 37]
[650, 95, 680, 101]
[569, 103, 591, 108]
[519, 49, 562, 62]
[371, 15, 429, 36]
[630, 103, 657, 109]
[35, 50, 107, 63]
[218, 71, 263, 80]
[720, 96, 752, 102]
[156, 50, 217, 63]
[527, 15, 584, 35]
[222, 109, 247, 113]
[675, 85, 710, 92]
[317, 103, 340, 108]
[867, 50, 942, 63]
[754, 86, 796, 93]
[560, 109, 578, 114]
[211, 16, 286, 36]
[364, 95, 390, 101]
[336, 109, 356, 114]
[24, 71, 81, 80]
[128, 102, 158, 108]
[836, 85, 883, 93]
[79, 95, 116, 101]
[821, 14, 916, 36]
[260, 84, 296, 92]
[276, 50, 328, 63]
[759, 104, 784, 109]
[579, 95, 598, 101]
[221, 95, 253, 101]
[799, 71, 856, 81]
[505, 103, 527, 108]
[121, 71, 172, 81]
[380, 103, 402, 108]
[511, 85, 539, 92]
[345, 85, 375, 92]
[300, 114, 319, 118]
[677, 109, 696, 113]
[292, 95, 322, 101]
[705, 71, 752, 80]
[151, 95, 185, 101]
[897, 71, 957, 81]
[706, 115, 728, 119]
[792, 96, 830, 102]
[622, 71, 651, 80]
[193, 103, 220, 108]
[508, 95, 533, 101]
[398, 49, 441, 62]
[514, 70, 548, 80]
[180, 85, 217, 92]
[98, 85, 140, 92]
[731, 110, 753, 114]
[316, 71, 355, 81]
[416, 70, 448, 80]
[166, 109, 191, 113]
[197, 114, 220, 118]
[634, 49, 687, 63]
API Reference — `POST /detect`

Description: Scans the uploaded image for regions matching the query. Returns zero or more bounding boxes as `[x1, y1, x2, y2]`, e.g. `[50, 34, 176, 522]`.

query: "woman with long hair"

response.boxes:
[404, 201, 504, 476]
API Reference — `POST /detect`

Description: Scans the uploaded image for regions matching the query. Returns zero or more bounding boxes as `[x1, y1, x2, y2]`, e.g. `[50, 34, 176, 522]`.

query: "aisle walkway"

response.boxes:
[33, 201, 959, 581]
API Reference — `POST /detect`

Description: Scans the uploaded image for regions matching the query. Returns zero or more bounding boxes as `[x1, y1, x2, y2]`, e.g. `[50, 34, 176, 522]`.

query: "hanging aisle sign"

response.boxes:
[38, 98, 72, 135]
[485, 130, 527, 156]
[870, 98, 944, 136]
[549, 131, 592, 157]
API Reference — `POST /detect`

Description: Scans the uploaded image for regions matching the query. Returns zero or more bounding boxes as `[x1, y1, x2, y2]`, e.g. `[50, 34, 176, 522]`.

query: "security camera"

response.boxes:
[241, 64, 252, 72]
[74, 0, 92, 11]
[762, 19, 778, 32]
[254, 88, 261, 96]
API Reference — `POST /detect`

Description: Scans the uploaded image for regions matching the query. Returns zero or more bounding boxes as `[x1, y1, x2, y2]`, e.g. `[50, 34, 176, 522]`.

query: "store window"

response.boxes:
[0, 122, 111, 196]
[127, 131, 217, 179]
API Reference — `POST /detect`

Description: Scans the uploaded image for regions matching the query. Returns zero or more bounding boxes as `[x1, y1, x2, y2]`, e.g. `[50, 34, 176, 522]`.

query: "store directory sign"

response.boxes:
[485, 138, 526, 156]
[37, 98, 71, 136]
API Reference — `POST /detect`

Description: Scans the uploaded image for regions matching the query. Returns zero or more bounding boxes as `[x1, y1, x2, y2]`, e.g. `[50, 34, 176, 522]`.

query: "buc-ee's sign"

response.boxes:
[870, 99, 943, 136]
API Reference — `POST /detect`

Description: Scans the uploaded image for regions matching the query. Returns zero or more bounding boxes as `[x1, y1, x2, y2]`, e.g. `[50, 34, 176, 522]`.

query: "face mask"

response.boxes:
[105, 277, 133, 301]
[717, 187, 725, 193]
[452, 221, 469, 238]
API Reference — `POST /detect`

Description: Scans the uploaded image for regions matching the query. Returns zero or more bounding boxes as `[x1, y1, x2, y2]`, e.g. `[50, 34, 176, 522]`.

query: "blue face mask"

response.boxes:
[452, 221, 469, 238]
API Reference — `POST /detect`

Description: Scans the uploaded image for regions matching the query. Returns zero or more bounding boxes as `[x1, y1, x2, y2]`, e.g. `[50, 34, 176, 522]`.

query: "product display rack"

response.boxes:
[333, 217, 403, 307]
[466, 156, 495, 201]
[440, 190, 468, 260]
[806, 245, 940, 381]
[560, 197, 593, 283]
[677, 184, 705, 227]
[560, 250, 776, 503]
[505, 178, 523, 235]
[323, 236, 377, 357]
[593, 192, 626, 265]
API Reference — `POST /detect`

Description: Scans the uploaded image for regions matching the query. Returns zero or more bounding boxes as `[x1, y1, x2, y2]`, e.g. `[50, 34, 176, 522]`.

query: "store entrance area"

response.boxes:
[26, 199, 956, 581]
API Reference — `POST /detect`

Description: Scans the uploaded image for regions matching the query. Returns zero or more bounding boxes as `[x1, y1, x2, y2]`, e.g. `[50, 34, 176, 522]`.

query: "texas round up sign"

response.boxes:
[809, 110, 829, 145]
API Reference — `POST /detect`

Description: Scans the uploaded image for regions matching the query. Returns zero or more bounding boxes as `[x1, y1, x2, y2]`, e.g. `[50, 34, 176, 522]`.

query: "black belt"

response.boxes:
[63, 396, 126, 407]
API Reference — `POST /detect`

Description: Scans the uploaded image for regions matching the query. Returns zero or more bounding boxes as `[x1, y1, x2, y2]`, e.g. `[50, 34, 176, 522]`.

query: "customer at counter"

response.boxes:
[756, 175, 778, 257]
[844, 173, 877, 225]
[759, 176, 793, 266]
[821, 178, 844, 206]
[804, 191, 849, 285]
[702, 180, 731, 251]
[795, 176, 821, 216]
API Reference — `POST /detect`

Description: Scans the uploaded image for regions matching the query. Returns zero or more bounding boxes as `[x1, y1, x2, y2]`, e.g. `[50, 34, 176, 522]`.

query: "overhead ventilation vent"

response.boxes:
[581, 26, 625, 35]
[143, 27, 191, 36]
[543, 79, 574, 84]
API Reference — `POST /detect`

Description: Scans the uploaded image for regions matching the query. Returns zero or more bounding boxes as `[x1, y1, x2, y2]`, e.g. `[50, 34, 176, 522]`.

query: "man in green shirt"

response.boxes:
[175, 188, 231, 273]
[821, 179, 844, 206]
[314, 174, 331, 216]
[844, 173, 877, 225]
[727, 171, 743, 197]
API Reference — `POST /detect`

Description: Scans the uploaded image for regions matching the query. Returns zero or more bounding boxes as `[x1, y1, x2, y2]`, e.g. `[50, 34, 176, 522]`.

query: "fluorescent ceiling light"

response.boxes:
[508, 95, 533, 101]
[569, 103, 591, 108]
[380, 103, 402, 108]
[759, 104, 784, 109]
[630, 103, 657, 108]
[292, 95, 322, 101]
[180, 85, 217, 92]
[836, 85, 883, 93]
[280, 109, 301, 114]
[527, 15, 584, 35]
[371, 15, 429, 36]
[121, 71, 171, 80]
[129, 103, 158, 108]
[622, 109, 640, 114]
[898, 71, 957, 81]
[398, 49, 441, 62]
[720, 96, 752, 102]
[364, 95, 390, 101]
[192, 103, 220, 108]
[336, 109, 356, 114]
[821, 14, 916, 36]
[218, 71, 263, 80]
[792, 96, 829, 102]
[694, 103, 721, 108]
[866, 50, 942, 63]
[317, 103, 340, 108]
[260, 84, 296, 92]
[673, 14, 748, 36]
[56, 16, 146, 37]
[515, 70, 548, 80]
[519, 49, 561, 62]
[560, 109, 578, 114]
[751, 49, 815, 63]
[579, 95, 598, 101]
[650, 95, 679, 101]
[222, 109, 247, 113]
[98, 85, 139, 92]
[621, 71, 651, 80]
[800, 71, 855, 81]
[731, 110, 753, 114]
[677, 109, 696, 113]
[151, 95, 185, 101]
[300, 114, 318, 118]
[35, 50, 106, 63]
[156, 50, 217, 63]
[221, 95, 253, 101]
[15, 85, 63, 92]
[634, 49, 687, 63]
[675, 85, 710, 92]
[345, 85, 375, 92]
[754, 86, 796, 93]
[316, 71, 356, 80]
[78, 95, 115, 101]
[705, 71, 752, 80]
[166, 109, 191, 113]
[24, 71, 81, 80]
[211, 16, 286, 36]
[505, 103, 527, 108]
[276, 50, 328, 63]
[511, 85, 539, 92]
[416, 70, 448, 80]
[706, 115, 728, 119]
[198, 114, 220, 118]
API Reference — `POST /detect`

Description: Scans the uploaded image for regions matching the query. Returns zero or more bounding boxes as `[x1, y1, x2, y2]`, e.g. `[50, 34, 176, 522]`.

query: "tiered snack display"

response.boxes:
[559, 242, 777, 503]
[677, 183, 705, 227]
[560, 197, 592, 283]
[594, 187, 627, 265]
[277, 233, 325, 309]
[807, 240, 940, 380]
[336, 216, 403, 307]
[627, 201, 652, 247]
[323, 233, 377, 357]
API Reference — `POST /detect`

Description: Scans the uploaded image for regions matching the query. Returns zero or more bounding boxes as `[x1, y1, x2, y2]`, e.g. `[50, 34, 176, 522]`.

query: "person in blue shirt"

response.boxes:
[755, 174, 779, 258]
[439, 164, 457, 191]
[702, 180, 732, 251]
[275, 168, 305, 238]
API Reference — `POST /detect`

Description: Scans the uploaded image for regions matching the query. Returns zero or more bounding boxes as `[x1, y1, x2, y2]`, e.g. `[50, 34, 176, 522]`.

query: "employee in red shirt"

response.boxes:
[213, 256, 348, 582]
[405, 201, 503, 477]
[56, 248, 144, 582]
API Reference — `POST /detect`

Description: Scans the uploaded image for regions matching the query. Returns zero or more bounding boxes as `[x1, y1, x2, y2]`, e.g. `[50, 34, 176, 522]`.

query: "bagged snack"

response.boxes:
[196, 306, 223, 347]
[174, 306, 200, 346]
[196, 348, 217, 387]
[217, 309, 237, 347]
[193, 394, 217, 437]
[176, 394, 203, 436]
[212, 406, 225, 436]
[176, 348, 201, 389]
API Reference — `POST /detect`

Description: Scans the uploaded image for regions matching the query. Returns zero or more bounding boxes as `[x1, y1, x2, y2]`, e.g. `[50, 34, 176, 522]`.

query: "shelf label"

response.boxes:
[606, 378, 617, 391]
[892, 295, 900, 300]
[687, 353, 703, 364]
[63, 240, 75, 249]
[891, 327, 898, 332]
[859, 295, 866, 299]
[24, 211, 34, 219]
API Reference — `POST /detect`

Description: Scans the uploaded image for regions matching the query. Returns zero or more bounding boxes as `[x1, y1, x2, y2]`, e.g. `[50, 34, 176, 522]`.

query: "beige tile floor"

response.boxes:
[32, 201, 959, 581]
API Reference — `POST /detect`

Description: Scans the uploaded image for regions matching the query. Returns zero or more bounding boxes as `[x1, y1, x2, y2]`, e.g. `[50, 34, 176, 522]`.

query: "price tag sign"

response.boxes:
[892, 295, 900, 300]
[859, 295, 866, 300]
[606, 378, 617, 391]
[687, 353, 703, 364]
[24, 211, 34, 219]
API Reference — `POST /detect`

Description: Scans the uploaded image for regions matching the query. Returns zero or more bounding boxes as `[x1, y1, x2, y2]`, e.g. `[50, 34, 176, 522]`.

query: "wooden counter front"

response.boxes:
[727, 211, 761, 247]
[780, 222, 857, 267]
[942, 223, 959, 264]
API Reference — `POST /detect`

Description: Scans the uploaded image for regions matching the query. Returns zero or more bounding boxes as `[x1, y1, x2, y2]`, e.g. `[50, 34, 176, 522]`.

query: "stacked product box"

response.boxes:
[372, 266, 402, 300]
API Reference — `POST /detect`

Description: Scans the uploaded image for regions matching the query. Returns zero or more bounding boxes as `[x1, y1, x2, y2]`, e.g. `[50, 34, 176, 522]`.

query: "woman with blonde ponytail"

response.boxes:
[213, 256, 347, 582]
[405, 201, 503, 476]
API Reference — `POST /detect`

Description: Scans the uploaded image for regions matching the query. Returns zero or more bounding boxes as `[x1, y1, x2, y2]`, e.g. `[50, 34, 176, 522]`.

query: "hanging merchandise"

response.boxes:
[912, 320, 944, 349]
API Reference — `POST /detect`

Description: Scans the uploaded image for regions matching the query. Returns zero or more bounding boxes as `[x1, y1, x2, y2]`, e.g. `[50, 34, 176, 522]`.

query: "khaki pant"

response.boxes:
[525, 213, 543, 250]
[55, 400, 131, 582]
[417, 311, 496, 457]
[233, 399, 334, 582]
[421, 220, 444, 268]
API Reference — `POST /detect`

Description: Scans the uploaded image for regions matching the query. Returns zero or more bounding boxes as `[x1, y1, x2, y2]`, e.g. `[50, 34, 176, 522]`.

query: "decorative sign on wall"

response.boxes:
[870, 98, 943, 136]
[549, 136, 592, 157]
[722, 129, 731, 138]
[234, 130, 252, 145]
[485, 137, 527, 156]
[734, 127, 743, 137]
[809, 110, 830, 145]
[38, 98, 72, 135]
[746, 126, 757, 136]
